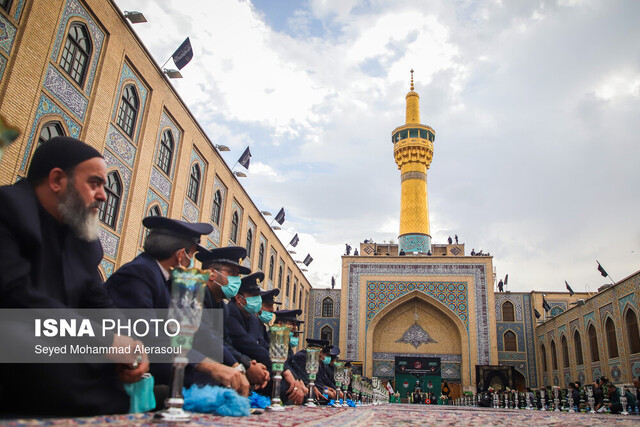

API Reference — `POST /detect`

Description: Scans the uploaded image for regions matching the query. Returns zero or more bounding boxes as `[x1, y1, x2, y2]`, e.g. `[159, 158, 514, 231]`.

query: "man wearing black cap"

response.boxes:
[0, 137, 148, 416]
[195, 247, 269, 391]
[226, 272, 272, 368]
[274, 309, 309, 405]
[106, 216, 249, 396]
[290, 338, 338, 402]
[256, 288, 281, 350]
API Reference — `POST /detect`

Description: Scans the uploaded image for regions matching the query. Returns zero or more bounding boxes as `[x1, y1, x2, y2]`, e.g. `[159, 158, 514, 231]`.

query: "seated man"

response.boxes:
[195, 249, 269, 391]
[0, 137, 147, 416]
[273, 309, 309, 404]
[106, 216, 248, 396]
[256, 288, 282, 350]
[290, 338, 339, 402]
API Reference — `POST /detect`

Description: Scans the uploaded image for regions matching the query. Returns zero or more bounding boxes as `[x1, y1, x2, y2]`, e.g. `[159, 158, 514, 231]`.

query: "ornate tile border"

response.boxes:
[494, 293, 524, 322]
[618, 293, 636, 314]
[43, 64, 87, 121]
[150, 168, 171, 200]
[522, 294, 538, 387]
[0, 13, 17, 55]
[99, 227, 119, 259]
[182, 198, 199, 223]
[20, 94, 81, 172]
[105, 124, 136, 167]
[13, 0, 26, 22]
[111, 62, 148, 144]
[156, 111, 182, 179]
[50, 0, 105, 96]
[103, 150, 131, 234]
[366, 280, 468, 328]
[0, 55, 7, 85]
[100, 259, 114, 280]
[346, 263, 490, 365]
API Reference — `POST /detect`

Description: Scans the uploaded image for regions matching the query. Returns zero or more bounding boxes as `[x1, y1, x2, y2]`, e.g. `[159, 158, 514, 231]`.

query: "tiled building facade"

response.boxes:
[0, 0, 311, 317]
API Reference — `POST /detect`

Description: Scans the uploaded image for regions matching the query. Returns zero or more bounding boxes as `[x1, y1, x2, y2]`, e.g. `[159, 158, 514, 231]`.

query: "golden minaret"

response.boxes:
[392, 70, 436, 253]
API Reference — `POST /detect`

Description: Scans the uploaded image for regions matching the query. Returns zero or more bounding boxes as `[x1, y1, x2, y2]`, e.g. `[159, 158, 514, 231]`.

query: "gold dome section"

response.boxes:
[405, 69, 420, 124]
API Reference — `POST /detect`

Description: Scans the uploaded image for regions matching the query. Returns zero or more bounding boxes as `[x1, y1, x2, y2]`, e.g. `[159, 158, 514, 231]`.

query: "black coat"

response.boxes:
[0, 180, 128, 416]
[225, 300, 271, 368]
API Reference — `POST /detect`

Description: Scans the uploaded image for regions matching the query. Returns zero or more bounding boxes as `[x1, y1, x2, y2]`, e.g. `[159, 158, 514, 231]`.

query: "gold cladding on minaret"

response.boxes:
[392, 70, 436, 253]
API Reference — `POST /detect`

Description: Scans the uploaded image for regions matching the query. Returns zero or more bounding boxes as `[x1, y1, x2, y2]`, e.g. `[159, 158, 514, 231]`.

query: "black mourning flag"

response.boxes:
[274, 208, 285, 225]
[303, 254, 313, 266]
[172, 37, 193, 70]
[565, 281, 574, 296]
[238, 147, 251, 169]
[542, 297, 551, 313]
[504, 274, 509, 286]
[331, 276, 335, 289]
[289, 233, 299, 247]
[597, 261, 608, 277]
[534, 309, 541, 319]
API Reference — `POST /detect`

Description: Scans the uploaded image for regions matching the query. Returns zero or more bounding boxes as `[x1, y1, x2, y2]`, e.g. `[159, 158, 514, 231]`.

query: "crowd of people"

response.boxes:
[0, 137, 347, 417]
[476, 377, 640, 414]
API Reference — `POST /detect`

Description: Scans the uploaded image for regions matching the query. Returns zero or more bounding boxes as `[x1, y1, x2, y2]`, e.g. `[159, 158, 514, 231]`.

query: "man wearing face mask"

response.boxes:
[226, 272, 272, 369]
[273, 309, 309, 405]
[195, 247, 268, 391]
[256, 288, 281, 350]
[106, 217, 248, 396]
[290, 338, 337, 402]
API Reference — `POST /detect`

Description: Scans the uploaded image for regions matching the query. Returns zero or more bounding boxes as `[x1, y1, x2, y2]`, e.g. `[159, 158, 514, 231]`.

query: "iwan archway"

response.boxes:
[366, 290, 471, 392]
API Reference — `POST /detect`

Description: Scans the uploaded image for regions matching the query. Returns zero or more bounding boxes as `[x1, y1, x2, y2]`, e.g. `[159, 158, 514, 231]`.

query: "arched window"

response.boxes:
[626, 309, 640, 354]
[98, 171, 121, 229]
[322, 297, 334, 317]
[157, 130, 173, 174]
[211, 190, 222, 225]
[299, 289, 303, 311]
[268, 255, 274, 281]
[258, 243, 265, 270]
[561, 335, 570, 368]
[293, 279, 298, 304]
[503, 331, 517, 352]
[605, 317, 619, 359]
[550, 340, 558, 370]
[574, 330, 584, 365]
[588, 324, 599, 362]
[321, 326, 333, 346]
[38, 121, 65, 145]
[229, 211, 239, 243]
[502, 301, 515, 322]
[285, 275, 290, 296]
[147, 205, 161, 217]
[187, 163, 201, 203]
[0, 0, 12, 12]
[60, 22, 92, 85]
[246, 229, 253, 257]
[116, 84, 138, 137]
[277, 266, 283, 289]
[540, 343, 548, 372]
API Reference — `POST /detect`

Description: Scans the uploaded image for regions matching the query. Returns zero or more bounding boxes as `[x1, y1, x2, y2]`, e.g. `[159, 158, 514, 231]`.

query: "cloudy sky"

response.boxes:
[114, 0, 639, 293]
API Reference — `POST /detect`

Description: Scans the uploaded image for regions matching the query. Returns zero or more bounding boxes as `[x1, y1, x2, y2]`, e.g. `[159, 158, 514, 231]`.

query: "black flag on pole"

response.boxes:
[597, 261, 608, 277]
[565, 281, 574, 296]
[331, 276, 335, 289]
[534, 309, 541, 319]
[504, 274, 509, 286]
[238, 147, 251, 169]
[172, 37, 193, 70]
[542, 297, 551, 313]
[289, 233, 299, 247]
[274, 208, 285, 225]
[303, 254, 313, 266]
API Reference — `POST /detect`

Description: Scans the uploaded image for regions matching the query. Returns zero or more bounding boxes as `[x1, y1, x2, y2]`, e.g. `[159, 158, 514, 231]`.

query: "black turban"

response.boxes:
[27, 136, 103, 181]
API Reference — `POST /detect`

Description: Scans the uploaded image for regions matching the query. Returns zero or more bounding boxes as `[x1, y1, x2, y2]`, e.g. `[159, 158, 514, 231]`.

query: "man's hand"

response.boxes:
[109, 335, 150, 383]
[283, 371, 305, 404]
[115, 361, 149, 384]
[246, 360, 269, 389]
[197, 359, 249, 396]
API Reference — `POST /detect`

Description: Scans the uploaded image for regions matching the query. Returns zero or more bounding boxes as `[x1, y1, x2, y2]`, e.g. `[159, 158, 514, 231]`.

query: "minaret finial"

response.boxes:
[410, 69, 414, 91]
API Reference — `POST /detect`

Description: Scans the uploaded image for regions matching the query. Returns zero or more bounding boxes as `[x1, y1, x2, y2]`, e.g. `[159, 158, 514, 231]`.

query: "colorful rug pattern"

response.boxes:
[3, 404, 639, 426]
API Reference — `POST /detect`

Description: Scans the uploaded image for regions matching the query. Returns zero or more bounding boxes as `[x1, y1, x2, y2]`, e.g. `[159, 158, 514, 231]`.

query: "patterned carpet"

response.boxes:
[2, 404, 639, 426]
